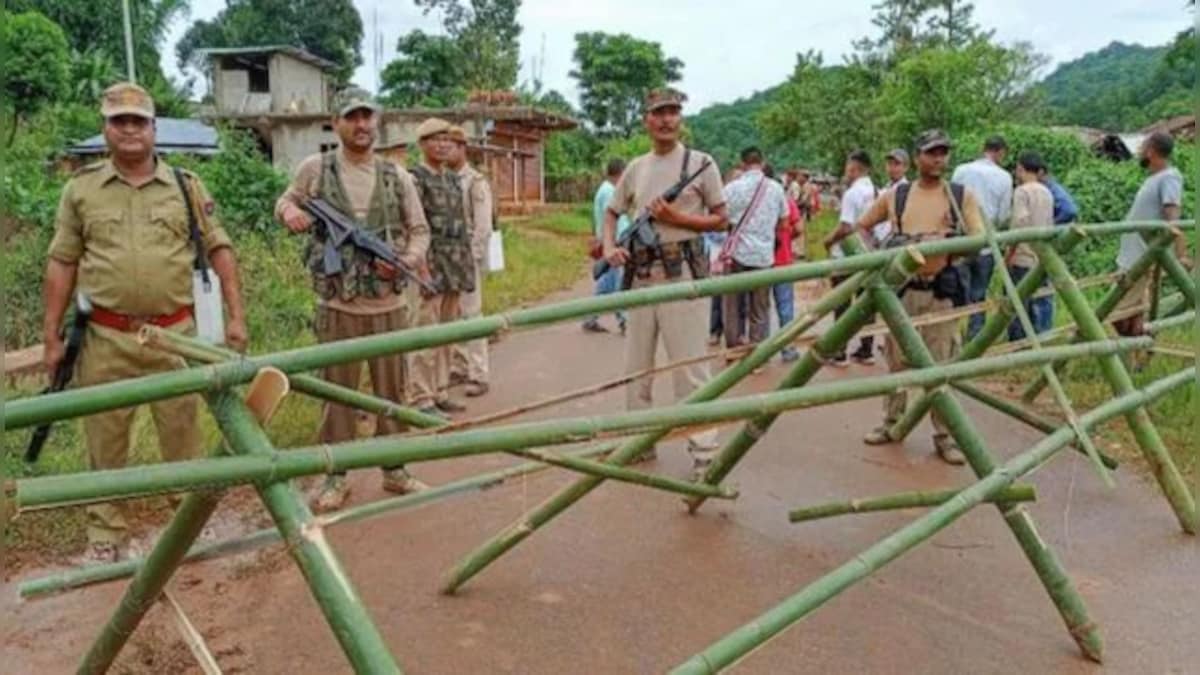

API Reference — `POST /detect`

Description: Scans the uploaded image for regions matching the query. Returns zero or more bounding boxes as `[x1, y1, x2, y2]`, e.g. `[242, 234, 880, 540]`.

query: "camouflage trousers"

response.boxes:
[77, 320, 202, 546]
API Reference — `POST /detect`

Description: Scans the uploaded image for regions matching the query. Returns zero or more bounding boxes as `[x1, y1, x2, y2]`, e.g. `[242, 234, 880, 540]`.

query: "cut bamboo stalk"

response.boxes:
[1037, 242, 1198, 533]
[12, 340, 1152, 513]
[140, 327, 447, 430]
[1146, 310, 1196, 335]
[1019, 231, 1179, 403]
[10, 222, 1193, 432]
[685, 240, 922, 516]
[207, 391, 403, 674]
[160, 590, 223, 675]
[788, 484, 1036, 523]
[506, 447, 737, 499]
[669, 367, 1193, 675]
[887, 227, 1088, 442]
[78, 367, 290, 673]
[864, 265, 1104, 661]
[18, 443, 619, 600]
[438, 257, 894, 595]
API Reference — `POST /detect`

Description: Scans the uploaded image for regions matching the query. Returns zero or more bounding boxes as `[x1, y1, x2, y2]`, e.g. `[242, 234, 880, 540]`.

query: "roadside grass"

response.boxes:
[4, 207, 592, 562]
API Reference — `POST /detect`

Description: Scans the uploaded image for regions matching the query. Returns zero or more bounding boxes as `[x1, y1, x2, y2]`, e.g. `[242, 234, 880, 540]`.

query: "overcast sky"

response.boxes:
[163, 0, 1193, 112]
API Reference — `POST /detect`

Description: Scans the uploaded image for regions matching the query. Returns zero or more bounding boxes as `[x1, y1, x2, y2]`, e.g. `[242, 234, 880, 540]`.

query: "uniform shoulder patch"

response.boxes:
[73, 161, 104, 177]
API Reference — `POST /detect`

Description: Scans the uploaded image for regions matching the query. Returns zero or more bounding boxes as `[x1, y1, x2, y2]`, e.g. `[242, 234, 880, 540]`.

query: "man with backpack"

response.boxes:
[827, 130, 985, 465]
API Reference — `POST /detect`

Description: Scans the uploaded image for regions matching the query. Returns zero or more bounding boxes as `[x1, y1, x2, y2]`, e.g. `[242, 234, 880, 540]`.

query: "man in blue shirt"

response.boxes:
[584, 159, 631, 333]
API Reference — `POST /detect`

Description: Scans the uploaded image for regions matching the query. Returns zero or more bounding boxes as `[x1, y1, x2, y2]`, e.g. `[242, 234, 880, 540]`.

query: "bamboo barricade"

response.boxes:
[5, 219, 1197, 674]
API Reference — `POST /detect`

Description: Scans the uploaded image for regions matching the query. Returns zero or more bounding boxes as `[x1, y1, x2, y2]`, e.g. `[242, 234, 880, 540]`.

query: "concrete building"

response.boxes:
[199, 46, 576, 213]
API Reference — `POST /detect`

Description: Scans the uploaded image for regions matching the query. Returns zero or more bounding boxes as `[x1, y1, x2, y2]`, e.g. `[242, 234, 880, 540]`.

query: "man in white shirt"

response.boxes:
[719, 146, 789, 351]
[951, 135, 1012, 338]
[822, 150, 878, 366]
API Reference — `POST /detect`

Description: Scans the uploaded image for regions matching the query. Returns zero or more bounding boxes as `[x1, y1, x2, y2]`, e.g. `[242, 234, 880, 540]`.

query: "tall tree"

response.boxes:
[1, 9, 71, 140]
[176, 0, 364, 83]
[379, 30, 466, 107]
[923, 0, 988, 48]
[569, 32, 684, 136]
[852, 0, 928, 64]
[413, 0, 522, 91]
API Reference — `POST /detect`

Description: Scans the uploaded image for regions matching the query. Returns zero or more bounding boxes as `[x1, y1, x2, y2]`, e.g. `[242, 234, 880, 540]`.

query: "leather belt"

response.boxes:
[91, 305, 194, 332]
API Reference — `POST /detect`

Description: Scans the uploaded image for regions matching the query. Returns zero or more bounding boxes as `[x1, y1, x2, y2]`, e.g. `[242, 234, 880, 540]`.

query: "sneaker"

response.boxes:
[582, 320, 609, 334]
[464, 380, 489, 397]
[934, 434, 966, 465]
[381, 468, 428, 495]
[851, 350, 876, 366]
[690, 458, 713, 483]
[863, 426, 894, 445]
[312, 475, 351, 514]
[449, 371, 468, 386]
[780, 347, 800, 363]
[81, 541, 121, 564]
[830, 353, 850, 368]
[436, 398, 467, 413]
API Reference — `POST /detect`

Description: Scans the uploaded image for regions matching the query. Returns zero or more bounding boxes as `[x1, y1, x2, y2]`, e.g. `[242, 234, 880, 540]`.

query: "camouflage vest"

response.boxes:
[305, 152, 408, 301]
[411, 164, 476, 294]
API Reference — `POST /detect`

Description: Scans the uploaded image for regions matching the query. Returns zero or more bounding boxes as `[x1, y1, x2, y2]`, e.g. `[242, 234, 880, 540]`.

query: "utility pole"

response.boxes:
[122, 0, 137, 83]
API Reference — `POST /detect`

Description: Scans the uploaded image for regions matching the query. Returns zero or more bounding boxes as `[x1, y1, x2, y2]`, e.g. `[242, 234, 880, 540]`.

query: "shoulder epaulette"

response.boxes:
[72, 161, 105, 177]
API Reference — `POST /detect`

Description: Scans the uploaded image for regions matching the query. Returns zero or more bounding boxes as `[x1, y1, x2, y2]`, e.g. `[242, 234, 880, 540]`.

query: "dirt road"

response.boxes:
[3, 277, 1197, 674]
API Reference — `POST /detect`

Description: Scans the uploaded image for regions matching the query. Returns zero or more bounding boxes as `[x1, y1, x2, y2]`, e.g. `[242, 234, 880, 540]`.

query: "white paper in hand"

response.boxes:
[192, 270, 225, 344]
[487, 230, 505, 272]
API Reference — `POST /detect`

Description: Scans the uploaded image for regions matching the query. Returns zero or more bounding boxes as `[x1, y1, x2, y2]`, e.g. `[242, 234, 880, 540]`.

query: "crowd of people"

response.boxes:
[41, 81, 1187, 563]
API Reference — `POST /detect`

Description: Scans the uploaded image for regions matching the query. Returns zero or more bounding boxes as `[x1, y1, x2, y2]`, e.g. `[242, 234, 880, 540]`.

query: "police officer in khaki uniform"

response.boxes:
[828, 129, 986, 465]
[447, 124, 494, 397]
[406, 118, 476, 416]
[43, 82, 248, 562]
[602, 89, 728, 478]
[275, 89, 432, 513]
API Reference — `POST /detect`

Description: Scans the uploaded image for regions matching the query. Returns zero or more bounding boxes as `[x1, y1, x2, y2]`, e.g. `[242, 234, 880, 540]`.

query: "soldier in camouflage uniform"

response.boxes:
[406, 118, 476, 415]
[447, 124, 494, 397]
[43, 83, 248, 562]
[275, 89, 432, 512]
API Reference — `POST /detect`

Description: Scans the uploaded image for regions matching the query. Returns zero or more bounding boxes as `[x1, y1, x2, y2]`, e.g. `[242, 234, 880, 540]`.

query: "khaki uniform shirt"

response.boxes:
[48, 159, 233, 317]
[608, 143, 724, 244]
[857, 181, 985, 278]
[275, 149, 430, 314]
[458, 164, 494, 261]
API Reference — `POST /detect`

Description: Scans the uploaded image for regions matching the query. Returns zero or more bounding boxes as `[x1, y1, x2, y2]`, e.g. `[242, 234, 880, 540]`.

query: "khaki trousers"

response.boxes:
[882, 289, 960, 436]
[408, 291, 462, 408]
[451, 258, 489, 383]
[315, 304, 411, 444]
[625, 271, 718, 457]
[77, 321, 202, 545]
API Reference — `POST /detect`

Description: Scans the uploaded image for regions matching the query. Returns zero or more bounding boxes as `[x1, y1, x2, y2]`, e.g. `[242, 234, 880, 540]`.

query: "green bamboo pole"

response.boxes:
[670, 367, 1194, 675]
[10, 223, 1191, 431]
[208, 391, 402, 674]
[19, 443, 618, 600]
[887, 227, 1087, 443]
[1019, 230, 1178, 403]
[1036, 243, 1198, 534]
[77, 490, 224, 674]
[864, 268, 1104, 661]
[506, 447, 737, 499]
[1155, 246, 1199, 309]
[1146, 310, 1196, 335]
[12, 337, 1152, 512]
[685, 240, 922, 515]
[788, 484, 1036, 523]
[977, 221, 1112, 485]
[438, 253, 897, 595]
[142, 327, 447, 430]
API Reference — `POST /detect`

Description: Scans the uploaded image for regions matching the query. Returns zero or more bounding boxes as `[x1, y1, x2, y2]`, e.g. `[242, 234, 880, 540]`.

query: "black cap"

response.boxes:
[914, 129, 953, 153]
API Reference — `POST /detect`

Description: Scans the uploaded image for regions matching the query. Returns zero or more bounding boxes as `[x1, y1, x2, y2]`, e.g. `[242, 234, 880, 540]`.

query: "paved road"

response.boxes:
[4, 278, 1197, 674]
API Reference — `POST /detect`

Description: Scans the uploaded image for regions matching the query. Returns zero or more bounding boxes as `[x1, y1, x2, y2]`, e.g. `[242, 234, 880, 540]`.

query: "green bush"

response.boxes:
[173, 127, 289, 236]
[955, 124, 1091, 177]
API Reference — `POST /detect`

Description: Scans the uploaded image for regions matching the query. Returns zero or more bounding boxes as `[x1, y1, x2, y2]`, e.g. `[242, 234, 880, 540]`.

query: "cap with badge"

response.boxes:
[886, 148, 910, 164]
[101, 82, 155, 119]
[914, 129, 953, 153]
[416, 117, 453, 141]
[644, 88, 688, 113]
[333, 87, 380, 117]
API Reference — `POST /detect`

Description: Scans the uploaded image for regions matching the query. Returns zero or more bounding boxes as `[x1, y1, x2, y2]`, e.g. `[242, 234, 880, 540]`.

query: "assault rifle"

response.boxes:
[304, 198, 437, 295]
[25, 292, 93, 464]
[592, 159, 712, 284]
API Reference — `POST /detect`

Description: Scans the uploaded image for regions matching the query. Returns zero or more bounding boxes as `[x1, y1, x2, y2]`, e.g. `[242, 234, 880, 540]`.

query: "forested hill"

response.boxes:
[688, 85, 807, 172]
